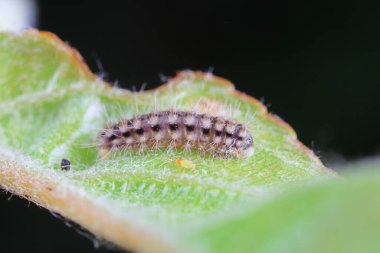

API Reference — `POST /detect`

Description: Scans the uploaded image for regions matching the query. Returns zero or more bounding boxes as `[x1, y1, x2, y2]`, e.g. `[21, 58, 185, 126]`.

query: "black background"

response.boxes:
[1, 0, 380, 252]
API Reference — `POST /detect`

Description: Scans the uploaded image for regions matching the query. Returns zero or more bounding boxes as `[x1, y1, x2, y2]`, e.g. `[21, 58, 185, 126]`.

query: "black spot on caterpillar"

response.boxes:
[99, 110, 254, 158]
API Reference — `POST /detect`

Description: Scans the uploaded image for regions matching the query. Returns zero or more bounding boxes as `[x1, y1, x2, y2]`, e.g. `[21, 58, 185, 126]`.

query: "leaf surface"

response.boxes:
[0, 30, 333, 252]
[183, 170, 380, 253]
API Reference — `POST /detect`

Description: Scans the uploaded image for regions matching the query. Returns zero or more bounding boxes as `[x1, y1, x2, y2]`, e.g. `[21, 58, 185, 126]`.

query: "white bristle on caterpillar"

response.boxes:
[99, 110, 254, 158]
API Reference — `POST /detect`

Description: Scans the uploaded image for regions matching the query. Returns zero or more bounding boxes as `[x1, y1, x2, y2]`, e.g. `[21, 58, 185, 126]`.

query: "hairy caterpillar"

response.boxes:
[99, 110, 254, 158]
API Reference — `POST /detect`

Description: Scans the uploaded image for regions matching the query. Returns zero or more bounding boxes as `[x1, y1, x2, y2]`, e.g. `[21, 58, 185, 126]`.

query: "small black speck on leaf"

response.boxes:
[60, 158, 71, 171]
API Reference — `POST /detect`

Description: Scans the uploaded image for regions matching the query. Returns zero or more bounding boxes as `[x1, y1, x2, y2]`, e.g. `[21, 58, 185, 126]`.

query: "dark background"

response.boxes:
[1, 0, 380, 252]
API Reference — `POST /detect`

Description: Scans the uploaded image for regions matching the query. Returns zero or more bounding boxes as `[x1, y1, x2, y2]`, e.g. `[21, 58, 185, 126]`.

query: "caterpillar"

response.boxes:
[99, 110, 254, 158]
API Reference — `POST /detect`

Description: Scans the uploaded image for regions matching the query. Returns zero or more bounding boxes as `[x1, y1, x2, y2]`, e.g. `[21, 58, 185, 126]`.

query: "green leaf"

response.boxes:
[0, 30, 333, 252]
[182, 169, 380, 253]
